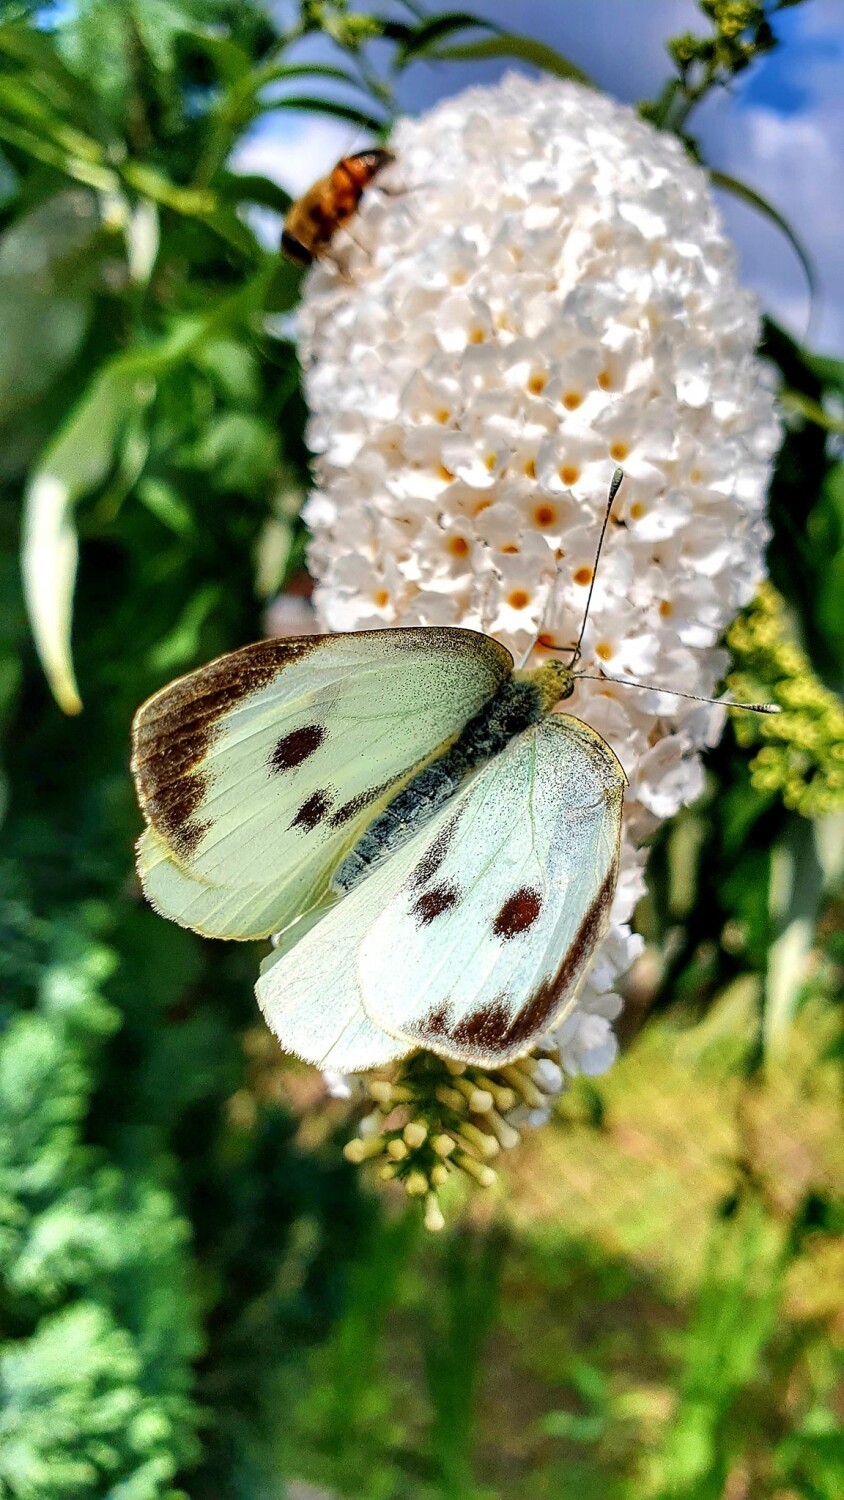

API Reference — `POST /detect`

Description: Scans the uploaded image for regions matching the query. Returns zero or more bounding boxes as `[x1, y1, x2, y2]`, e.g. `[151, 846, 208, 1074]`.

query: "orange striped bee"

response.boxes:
[281, 148, 395, 267]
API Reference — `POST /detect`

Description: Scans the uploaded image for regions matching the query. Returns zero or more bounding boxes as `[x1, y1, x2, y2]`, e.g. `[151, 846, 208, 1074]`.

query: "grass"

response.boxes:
[273, 990, 844, 1499]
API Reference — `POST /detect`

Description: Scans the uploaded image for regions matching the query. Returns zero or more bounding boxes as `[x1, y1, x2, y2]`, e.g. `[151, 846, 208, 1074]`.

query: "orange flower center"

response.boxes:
[508, 589, 530, 609]
[533, 504, 556, 528]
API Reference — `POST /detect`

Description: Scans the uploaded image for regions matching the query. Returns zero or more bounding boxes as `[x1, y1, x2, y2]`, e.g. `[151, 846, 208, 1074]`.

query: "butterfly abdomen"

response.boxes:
[332, 675, 549, 895]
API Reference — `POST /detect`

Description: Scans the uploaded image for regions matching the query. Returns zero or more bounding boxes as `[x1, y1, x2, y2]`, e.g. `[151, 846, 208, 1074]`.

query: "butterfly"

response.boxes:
[131, 472, 776, 1074]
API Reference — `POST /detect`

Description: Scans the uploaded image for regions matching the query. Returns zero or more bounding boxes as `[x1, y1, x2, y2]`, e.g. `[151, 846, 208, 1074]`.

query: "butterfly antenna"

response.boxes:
[575, 672, 781, 714]
[569, 467, 624, 666]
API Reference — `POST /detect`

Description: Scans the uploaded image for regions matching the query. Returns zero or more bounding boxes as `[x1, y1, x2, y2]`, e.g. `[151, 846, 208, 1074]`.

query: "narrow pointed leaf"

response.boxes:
[780, 389, 844, 434]
[272, 96, 387, 133]
[256, 62, 375, 89]
[427, 34, 594, 86]
[22, 278, 273, 712]
[397, 11, 500, 60]
[710, 169, 817, 338]
[22, 364, 153, 715]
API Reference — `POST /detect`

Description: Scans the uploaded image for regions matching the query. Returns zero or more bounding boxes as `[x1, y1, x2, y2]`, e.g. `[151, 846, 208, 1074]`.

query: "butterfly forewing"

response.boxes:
[131, 628, 512, 940]
[136, 824, 313, 941]
[255, 715, 624, 1071]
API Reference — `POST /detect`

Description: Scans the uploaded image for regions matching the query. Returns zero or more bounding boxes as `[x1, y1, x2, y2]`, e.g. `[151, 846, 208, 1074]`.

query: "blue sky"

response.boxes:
[244, 0, 844, 354]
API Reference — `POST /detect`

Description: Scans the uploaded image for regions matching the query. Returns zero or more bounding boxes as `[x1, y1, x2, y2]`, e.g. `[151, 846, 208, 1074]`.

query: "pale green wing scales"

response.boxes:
[136, 825, 304, 941]
[131, 628, 512, 941]
[360, 715, 624, 1064]
[255, 715, 624, 1071]
[257, 893, 413, 1072]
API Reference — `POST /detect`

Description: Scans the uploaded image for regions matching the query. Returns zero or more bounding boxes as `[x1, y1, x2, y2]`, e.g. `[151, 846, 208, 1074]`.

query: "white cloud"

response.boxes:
[697, 9, 844, 354]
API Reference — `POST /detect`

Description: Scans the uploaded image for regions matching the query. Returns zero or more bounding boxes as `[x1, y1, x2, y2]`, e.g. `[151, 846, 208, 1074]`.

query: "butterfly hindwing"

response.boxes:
[256, 714, 624, 1070]
[131, 628, 513, 941]
[360, 714, 624, 1062]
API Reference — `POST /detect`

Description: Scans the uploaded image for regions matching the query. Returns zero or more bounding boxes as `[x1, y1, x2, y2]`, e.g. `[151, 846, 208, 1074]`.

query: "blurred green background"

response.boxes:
[0, 3, 841, 1497]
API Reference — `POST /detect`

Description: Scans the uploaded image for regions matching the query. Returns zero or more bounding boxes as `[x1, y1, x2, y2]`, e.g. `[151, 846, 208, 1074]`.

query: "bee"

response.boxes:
[281, 148, 395, 267]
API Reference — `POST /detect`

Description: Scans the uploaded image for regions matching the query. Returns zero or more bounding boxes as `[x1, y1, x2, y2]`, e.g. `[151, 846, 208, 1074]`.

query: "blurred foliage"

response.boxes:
[729, 581, 844, 816]
[0, 1, 841, 1497]
[643, 0, 807, 133]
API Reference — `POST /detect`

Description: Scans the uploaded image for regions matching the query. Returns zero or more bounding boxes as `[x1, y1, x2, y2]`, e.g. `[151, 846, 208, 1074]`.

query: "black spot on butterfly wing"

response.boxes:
[289, 788, 334, 831]
[270, 723, 325, 772]
[328, 774, 404, 829]
[406, 808, 464, 891]
[132, 635, 321, 860]
[424, 999, 511, 1052]
[492, 887, 543, 939]
[418, 861, 618, 1058]
[412, 883, 460, 926]
[131, 624, 510, 868]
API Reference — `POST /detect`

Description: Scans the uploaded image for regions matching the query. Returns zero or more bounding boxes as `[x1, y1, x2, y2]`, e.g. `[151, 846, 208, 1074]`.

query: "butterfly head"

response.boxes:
[527, 657, 576, 710]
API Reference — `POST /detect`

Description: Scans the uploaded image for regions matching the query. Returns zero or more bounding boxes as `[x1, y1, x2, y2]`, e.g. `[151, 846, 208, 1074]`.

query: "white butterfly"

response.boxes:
[132, 625, 623, 1071]
[131, 473, 775, 1073]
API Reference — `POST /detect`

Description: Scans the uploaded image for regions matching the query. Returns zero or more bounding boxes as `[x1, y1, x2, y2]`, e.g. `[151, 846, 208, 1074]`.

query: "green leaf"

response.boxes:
[396, 10, 500, 60]
[120, 164, 262, 258]
[148, 583, 222, 674]
[120, 163, 216, 217]
[21, 273, 272, 713]
[218, 169, 291, 215]
[804, 350, 844, 392]
[0, 191, 103, 424]
[540, 1409, 606, 1443]
[709, 169, 817, 338]
[0, 21, 98, 127]
[180, 30, 253, 88]
[255, 61, 375, 91]
[764, 818, 824, 1056]
[272, 95, 388, 134]
[21, 357, 156, 715]
[426, 33, 594, 86]
[136, 477, 194, 540]
[0, 113, 117, 191]
[779, 389, 844, 434]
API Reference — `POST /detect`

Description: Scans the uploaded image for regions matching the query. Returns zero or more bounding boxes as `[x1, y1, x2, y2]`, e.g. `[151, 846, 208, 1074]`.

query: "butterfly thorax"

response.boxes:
[332, 658, 574, 895]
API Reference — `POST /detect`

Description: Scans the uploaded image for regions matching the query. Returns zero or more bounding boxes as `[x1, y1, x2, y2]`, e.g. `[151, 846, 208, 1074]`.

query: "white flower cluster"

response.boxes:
[295, 74, 780, 1092]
